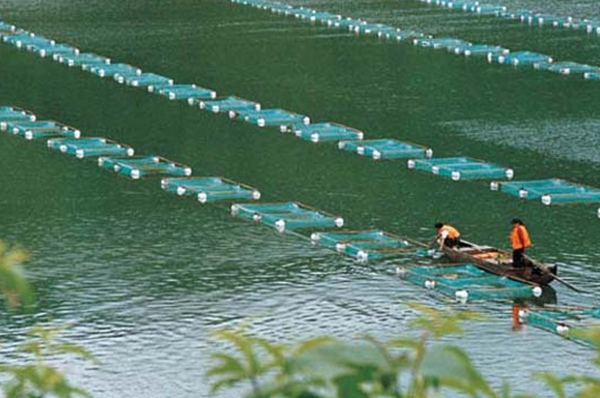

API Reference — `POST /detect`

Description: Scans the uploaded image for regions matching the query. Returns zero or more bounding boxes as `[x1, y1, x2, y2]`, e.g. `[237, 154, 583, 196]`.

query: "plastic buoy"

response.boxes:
[197, 192, 208, 203]
[519, 189, 528, 199]
[541, 195, 552, 206]
[334, 217, 344, 228]
[455, 290, 469, 303]
[532, 286, 543, 297]
[275, 219, 286, 232]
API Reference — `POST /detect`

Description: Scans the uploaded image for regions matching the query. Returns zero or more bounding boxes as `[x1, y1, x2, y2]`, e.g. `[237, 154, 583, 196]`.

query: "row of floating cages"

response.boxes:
[397, 263, 543, 303]
[231, 202, 344, 233]
[225, 0, 600, 79]
[416, 0, 600, 35]
[516, 305, 600, 347]
[310, 230, 416, 262]
[407, 157, 514, 181]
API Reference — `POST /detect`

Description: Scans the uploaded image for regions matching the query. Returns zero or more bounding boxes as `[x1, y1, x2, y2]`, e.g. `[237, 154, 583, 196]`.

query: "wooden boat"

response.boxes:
[441, 240, 557, 286]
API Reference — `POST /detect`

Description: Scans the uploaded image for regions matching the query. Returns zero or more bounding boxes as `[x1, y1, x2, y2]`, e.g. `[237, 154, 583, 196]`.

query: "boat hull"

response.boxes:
[442, 241, 557, 286]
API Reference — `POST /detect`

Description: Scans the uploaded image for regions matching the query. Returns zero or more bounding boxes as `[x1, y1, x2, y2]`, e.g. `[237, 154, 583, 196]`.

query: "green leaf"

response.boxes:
[534, 372, 567, 398]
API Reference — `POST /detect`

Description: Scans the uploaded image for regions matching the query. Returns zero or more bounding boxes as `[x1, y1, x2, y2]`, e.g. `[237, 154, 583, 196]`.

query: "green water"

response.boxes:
[0, 0, 599, 396]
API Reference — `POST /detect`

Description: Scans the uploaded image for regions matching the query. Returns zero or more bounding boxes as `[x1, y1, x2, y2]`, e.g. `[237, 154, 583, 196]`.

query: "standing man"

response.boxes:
[510, 219, 532, 268]
[433, 222, 461, 251]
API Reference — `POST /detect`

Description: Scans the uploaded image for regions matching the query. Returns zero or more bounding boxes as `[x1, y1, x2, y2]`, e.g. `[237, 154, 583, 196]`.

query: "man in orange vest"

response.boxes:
[510, 219, 532, 268]
[433, 222, 461, 251]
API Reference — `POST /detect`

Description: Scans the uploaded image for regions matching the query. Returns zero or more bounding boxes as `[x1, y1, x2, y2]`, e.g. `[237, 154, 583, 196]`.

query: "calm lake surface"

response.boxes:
[0, 0, 599, 396]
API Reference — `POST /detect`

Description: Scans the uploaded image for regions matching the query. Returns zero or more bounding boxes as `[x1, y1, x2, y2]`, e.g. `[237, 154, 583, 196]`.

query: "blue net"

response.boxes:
[98, 156, 192, 180]
[311, 230, 415, 261]
[121, 73, 173, 87]
[339, 139, 431, 160]
[409, 157, 513, 181]
[293, 123, 363, 143]
[156, 84, 217, 101]
[234, 108, 310, 131]
[534, 62, 598, 75]
[496, 51, 553, 66]
[161, 177, 261, 203]
[585, 72, 600, 81]
[401, 264, 537, 302]
[413, 37, 471, 51]
[47, 137, 134, 159]
[523, 307, 600, 347]
[458, 45, 509, 57]
[87, 63, 141, 79]
[58, 52, 111, 67]
[231, 202, 343, 232]
[0, 107, 36, 128]
[494, 179, 600, 205]
[34, 44, 79, 58]
[5, 120, 80, 140]
[198, 96, 261, 114]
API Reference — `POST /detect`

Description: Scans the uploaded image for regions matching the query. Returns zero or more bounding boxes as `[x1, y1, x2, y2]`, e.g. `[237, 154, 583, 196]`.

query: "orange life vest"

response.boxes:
[510, 225, 532, 250]
[441, 225, 460, 239]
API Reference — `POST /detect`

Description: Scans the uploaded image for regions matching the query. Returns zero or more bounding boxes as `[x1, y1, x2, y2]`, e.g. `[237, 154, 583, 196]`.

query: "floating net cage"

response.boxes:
[235, 108, 310, 132]
[231, 202, 344, 232]
[491, 179, 600, 205]
[87, 63, 142, 79]
[98, 155, 192, 180]
[518, 306, 600, 347]
[408, 157, 513, 181]
[293, 122, 363, 143]
[120, 73, 174, 87]
[414, 37, 471, 51]
[491, 51, 553, 66]
[0, 22, 16, 33]
[0, 106, 36, 129]
[198, 96, 261, 115]
[398, 264, 541, 302]
[310, 230, 416, 262]
[33, 44, 79, 58]
[585, 72, 600, 81]
[58, 52, 111, 68]
[5, 120, 81, 140]
[161, 177, 261, 203]
[534, 61, 599, 76]
[453, 44, 509, 57]
[154, 84, 217, 101]
[47, 137, 134, 159]
[3, 33, 54, 49]
[339, 139, 432, 160]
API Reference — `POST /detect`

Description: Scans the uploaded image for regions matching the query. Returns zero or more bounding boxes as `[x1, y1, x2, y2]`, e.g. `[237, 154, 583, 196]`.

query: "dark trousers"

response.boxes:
[445, 237, 460, 248]
[512, 248, 525, 268]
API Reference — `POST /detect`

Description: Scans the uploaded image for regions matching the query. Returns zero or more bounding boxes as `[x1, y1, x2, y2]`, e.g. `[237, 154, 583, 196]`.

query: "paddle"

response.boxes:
[525, 256, 584, 293]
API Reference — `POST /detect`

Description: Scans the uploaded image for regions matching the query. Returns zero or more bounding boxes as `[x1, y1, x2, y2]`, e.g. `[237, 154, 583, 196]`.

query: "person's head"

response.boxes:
[434, 222, 444, 230]
[511, 218, 524, 226]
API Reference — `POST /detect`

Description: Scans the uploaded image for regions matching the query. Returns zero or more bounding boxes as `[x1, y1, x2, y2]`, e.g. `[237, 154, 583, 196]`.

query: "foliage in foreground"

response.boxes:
[208, 305, 600, 398]
[0, 241, 92, 398]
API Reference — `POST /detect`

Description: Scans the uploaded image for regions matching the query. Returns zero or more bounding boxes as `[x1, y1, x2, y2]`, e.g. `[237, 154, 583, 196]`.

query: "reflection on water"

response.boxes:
[0, 0, 599, 397]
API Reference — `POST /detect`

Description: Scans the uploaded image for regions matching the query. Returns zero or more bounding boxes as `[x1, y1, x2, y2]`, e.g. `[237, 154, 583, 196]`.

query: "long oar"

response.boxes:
[527, 256, 584, 293]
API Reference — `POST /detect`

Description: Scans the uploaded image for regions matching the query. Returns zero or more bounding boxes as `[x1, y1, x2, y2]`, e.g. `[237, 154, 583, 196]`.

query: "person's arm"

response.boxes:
[438, 230, 449, 250]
